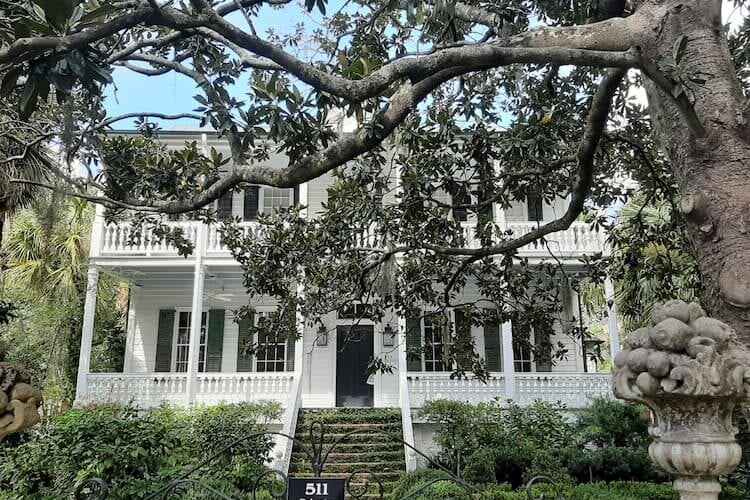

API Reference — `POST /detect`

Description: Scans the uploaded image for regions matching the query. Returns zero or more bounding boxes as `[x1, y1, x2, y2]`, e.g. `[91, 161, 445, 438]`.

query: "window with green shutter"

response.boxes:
[205, 309, 225, 372]
[483, 317, 501, 372]
[155, 309, 175, 372]
[406, 315, 422, 371]
[236, 313, 255, 372]
[454, 309, 472, 371]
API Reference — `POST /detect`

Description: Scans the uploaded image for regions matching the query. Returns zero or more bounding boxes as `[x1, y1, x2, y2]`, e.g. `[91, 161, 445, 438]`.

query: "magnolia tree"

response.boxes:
[0, 0, 748, 370]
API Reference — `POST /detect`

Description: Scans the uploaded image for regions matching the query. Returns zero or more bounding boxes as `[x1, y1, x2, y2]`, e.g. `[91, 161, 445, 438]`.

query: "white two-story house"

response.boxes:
[73, 130, 617, 469]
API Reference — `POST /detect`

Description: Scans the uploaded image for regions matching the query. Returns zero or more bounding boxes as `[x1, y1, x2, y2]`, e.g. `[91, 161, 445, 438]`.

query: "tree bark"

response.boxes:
[638, 0, 750, 340]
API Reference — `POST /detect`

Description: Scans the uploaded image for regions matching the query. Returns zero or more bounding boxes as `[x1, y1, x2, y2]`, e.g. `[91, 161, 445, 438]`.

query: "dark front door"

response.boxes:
[336, 325, 374, 407]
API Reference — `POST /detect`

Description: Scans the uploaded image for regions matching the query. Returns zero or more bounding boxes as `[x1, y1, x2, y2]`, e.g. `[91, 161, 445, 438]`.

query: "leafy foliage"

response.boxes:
[420, 397, 667, 487]
[0, 402, 281, 499]
[609, 192, 701, 333]
[0, 194, 127, 401]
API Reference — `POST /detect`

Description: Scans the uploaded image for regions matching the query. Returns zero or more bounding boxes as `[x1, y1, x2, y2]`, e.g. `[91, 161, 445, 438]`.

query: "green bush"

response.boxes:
[422, 397, 672, 489]
[420, 398, 575, 475]
[389, 469, 474, 500]
[0, 402, 281, 499]
[473, 481, 678, 500]
[575, 398, 650, 448]
[562, 446, 669, 484]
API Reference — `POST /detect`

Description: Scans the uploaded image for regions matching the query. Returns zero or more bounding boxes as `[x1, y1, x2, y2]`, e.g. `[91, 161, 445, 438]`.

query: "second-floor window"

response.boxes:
[243, 186, 294, 221]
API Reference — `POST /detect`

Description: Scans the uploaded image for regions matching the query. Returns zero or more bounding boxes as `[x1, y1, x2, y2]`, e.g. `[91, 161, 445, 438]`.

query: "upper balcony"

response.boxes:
[91, 219, 606, 262]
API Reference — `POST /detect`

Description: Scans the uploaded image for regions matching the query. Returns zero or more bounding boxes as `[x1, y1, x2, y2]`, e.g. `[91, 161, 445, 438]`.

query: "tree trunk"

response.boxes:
[638, 0, 750, 341]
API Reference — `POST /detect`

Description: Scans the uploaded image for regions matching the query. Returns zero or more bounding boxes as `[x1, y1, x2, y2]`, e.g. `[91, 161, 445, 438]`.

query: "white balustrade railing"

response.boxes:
[407, 373, 506, 407]
[98, 222, 261, 257]
[515, 373, 613, 408]
[461, 221, 607, 256]
[205, 223, 263, 255]
[85, 372, 294, 408]
[407, 372, 612, 409]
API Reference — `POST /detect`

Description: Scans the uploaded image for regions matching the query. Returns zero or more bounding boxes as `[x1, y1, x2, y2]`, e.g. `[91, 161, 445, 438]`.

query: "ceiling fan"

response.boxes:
[204, 289, 234, 302]
[204, 274, 233, 302]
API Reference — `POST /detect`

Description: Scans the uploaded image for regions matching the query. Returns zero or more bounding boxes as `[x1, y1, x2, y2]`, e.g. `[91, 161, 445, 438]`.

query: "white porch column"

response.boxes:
[299, 182, 309, 219]
[397, 313, 418, 471]
[75, 267, 100, 404]
[604, 277, 621, 360]
[501, 321, 516, 401]
[185, 224, 206, 404]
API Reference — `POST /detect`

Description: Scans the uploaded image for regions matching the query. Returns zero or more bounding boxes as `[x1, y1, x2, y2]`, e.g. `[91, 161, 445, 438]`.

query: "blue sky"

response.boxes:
[104, 3, 330, 129]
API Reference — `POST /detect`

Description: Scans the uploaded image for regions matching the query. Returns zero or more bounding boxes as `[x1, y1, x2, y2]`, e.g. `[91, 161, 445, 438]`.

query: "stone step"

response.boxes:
[295, 422, 403, 433]
[297, 408, 401, 424]
[290, 461, 406, 474]
[293, 432, 404, 444]
[291, 450, 405, 462]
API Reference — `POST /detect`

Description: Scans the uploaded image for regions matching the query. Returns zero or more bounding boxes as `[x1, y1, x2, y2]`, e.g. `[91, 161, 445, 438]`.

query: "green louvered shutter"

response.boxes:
[206, 309, 225, 372]
[483, 318, 501, 372]
[406, 315, 422, 371]
[286, 339, 296, 371]
[155, 309, 175, 372]
[244, 186, 260, 221]
[534, 330, 552, 372]
[285, 308, 296, 371]
[454, 309, 472, 370]
[237, 312, 255, 372]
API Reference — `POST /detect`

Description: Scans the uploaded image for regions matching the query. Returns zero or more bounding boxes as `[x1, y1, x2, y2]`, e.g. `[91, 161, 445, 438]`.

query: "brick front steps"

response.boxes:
[289, 408, 406, 498]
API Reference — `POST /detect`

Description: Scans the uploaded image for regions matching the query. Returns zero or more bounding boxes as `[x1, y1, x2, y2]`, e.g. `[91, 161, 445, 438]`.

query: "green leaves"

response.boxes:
[304, 0, 327, 15]
[673, 35, 689, 65]
[30, 0, 81, 32]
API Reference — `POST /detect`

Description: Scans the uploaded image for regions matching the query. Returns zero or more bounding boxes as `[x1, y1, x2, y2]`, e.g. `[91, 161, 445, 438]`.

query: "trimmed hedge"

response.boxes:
[391, 470, 679, 499]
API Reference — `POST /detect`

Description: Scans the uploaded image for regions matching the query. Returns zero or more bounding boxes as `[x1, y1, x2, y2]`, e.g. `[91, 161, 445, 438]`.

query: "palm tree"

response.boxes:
[0, 193, 90, 399]
[609, 193, 701, 333]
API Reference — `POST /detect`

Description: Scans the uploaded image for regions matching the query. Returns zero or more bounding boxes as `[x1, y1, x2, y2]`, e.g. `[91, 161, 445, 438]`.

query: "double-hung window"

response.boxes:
[255, 312, 288, 372]
[175, 311, 208, 372]
[243, 186, 294, 221]
[423, 316, 447, 372]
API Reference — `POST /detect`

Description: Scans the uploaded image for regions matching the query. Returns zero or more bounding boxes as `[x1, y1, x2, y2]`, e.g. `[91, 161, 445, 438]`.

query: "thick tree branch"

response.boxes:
[96, 112, 202, 129]
[203, 13, 641, 101]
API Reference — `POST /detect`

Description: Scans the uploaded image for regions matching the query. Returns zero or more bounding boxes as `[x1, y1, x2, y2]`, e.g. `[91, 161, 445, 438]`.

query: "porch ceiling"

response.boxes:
[109, 265, 248, 293]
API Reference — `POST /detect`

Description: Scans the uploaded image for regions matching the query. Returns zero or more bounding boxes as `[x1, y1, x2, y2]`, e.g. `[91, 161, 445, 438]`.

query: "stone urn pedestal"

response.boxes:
[613, 301, 750, 500]
[647, 397, 742, 500]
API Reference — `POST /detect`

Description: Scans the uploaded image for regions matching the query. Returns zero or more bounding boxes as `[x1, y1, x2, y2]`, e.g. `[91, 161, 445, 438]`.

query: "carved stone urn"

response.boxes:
[613, 300, 750, 500]
[0, 359, 43, 440]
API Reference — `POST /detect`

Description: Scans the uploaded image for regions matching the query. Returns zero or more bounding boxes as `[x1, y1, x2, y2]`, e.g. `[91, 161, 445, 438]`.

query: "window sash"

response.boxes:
[255, 312, 288, 372]
[174, 311, 207, 373]
[423, 317, 446, 372]
[261, 187, 292, 212]
[513, 333, 534, 373]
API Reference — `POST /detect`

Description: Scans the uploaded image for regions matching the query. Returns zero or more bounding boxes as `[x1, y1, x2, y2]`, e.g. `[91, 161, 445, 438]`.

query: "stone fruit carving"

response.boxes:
[0, 361, 42, 440]
[614, 300, 748, 400]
